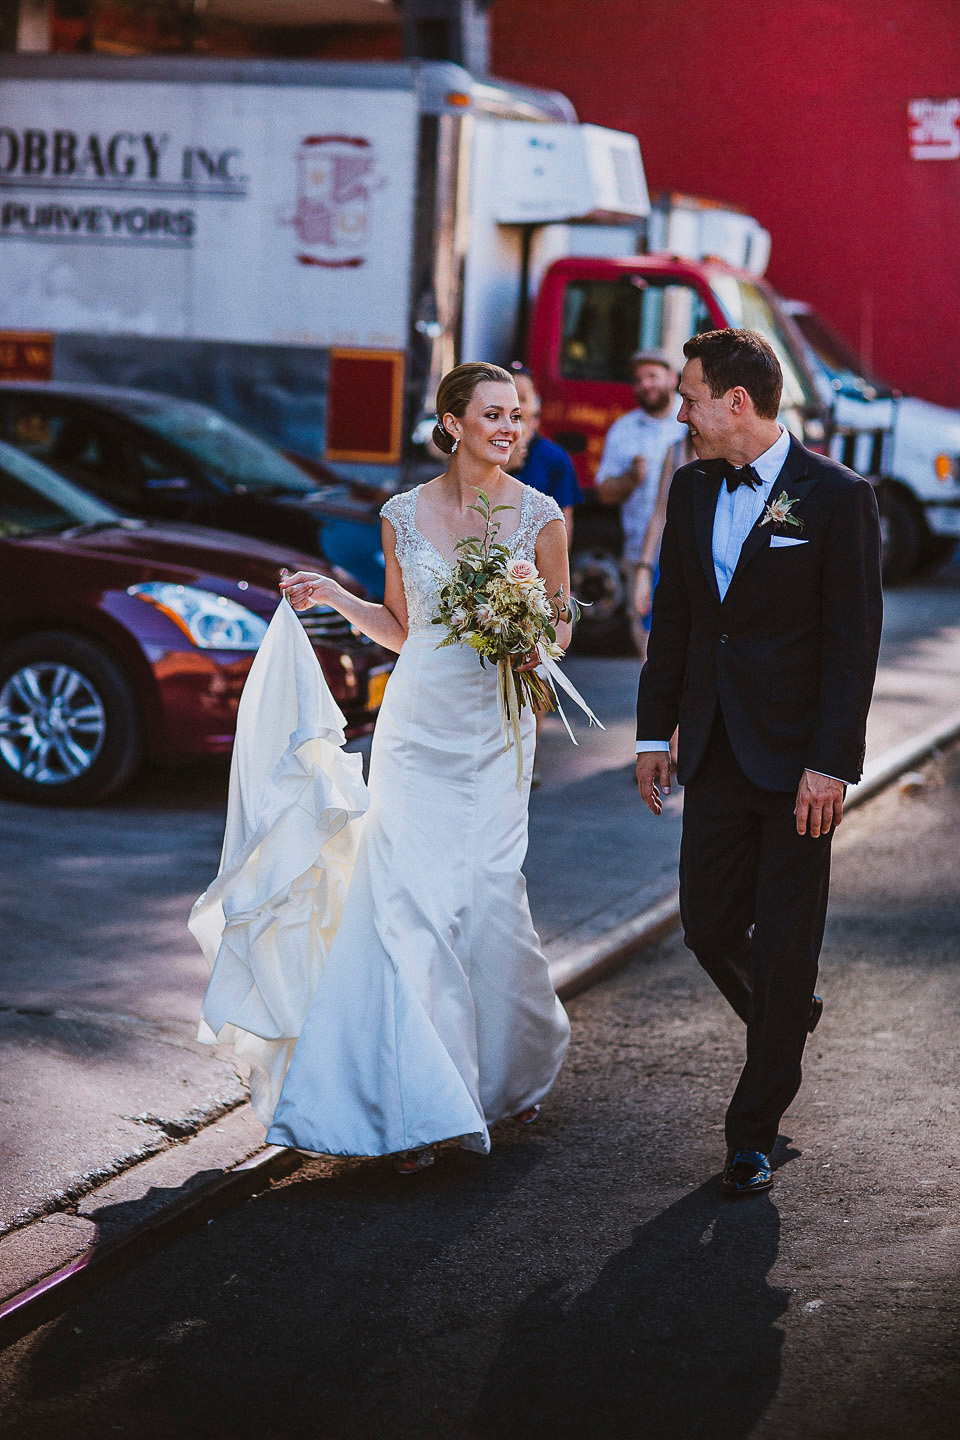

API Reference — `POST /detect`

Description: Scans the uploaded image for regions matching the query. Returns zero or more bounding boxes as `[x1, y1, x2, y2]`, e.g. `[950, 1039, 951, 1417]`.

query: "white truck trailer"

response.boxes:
[0, 53, 648, 488]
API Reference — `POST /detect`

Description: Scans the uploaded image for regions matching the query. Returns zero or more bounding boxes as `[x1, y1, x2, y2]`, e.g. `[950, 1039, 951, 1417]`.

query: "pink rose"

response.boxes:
[506, 558, 539, 587]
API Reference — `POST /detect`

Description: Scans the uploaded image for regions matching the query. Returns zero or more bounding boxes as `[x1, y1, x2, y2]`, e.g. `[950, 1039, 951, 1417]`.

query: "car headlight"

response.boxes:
[128, 582, 268, 650]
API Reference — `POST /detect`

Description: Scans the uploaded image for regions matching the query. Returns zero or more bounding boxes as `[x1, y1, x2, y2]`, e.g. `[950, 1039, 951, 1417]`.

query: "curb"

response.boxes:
[548, 705, 960, 1000]
[0, 1145, 300, 1351]
[4, 707, 959, 1349]
[550, 889, 681, 1000]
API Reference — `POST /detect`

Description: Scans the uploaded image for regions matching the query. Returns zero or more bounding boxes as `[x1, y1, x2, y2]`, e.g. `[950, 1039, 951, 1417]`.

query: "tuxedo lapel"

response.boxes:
[691, 464, 723, 602]
[725, 438, 818, 596]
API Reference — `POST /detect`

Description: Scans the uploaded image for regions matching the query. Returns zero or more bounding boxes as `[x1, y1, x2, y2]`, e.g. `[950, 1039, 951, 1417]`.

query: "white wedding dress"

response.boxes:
[191, 483, 570, 1157]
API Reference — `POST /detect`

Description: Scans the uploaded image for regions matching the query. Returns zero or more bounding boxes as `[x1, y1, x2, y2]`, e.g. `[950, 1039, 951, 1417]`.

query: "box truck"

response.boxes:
[0, 53, 648, 496]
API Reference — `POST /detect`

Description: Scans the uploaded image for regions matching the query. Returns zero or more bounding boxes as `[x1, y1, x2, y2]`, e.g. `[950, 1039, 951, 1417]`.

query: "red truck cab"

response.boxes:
[527, 254, 827, 646]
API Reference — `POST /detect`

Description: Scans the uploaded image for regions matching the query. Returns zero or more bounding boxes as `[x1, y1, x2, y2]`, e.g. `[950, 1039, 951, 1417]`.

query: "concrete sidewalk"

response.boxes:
[2, 571, 960, 1310]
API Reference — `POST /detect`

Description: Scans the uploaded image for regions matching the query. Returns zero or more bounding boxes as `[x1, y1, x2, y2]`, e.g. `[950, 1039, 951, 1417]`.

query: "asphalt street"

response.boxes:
[2, 713, 960, 1438]
[1, 571, 960, 1234]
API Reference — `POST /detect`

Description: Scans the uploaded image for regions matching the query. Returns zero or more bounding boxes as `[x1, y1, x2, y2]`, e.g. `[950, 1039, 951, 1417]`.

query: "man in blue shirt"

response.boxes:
[509, 365, 582, 547]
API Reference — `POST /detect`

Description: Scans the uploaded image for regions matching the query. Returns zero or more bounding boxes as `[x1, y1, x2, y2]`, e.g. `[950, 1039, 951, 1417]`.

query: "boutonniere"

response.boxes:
[760, 491, 804, 533]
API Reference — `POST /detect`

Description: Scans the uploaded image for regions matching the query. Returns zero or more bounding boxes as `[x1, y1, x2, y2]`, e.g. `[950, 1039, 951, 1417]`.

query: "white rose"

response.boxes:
[506, 558, 539, 587]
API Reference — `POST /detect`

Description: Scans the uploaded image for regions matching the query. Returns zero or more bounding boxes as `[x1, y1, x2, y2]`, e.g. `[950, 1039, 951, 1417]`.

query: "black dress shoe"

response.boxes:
[808, 994, 823, 1034]
[721, 1148, 772, 1197]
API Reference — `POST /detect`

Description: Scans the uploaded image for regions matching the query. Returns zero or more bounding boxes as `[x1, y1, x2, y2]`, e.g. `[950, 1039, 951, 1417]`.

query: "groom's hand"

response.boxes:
[795, 770, 845, 837]
[636, 751, 672, 816]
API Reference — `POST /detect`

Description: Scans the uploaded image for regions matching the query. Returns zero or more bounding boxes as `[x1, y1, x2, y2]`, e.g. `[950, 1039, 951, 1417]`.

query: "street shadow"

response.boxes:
[80, 1169, 227, 1238]
[6, 1136, 544, 1439]
[474, 1178, 787, 1440]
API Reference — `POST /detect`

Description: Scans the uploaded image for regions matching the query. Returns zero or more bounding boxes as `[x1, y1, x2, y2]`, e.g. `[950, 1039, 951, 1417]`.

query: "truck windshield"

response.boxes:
[111, 400, 317, 495]
[790, 309, 893, 401]
[0, 442, 118, 538]
[709, 276, 821, 414]
[560, 278, 713, 381]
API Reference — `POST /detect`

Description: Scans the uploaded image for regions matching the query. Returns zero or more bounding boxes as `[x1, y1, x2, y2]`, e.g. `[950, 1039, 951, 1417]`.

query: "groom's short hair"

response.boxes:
[683, 329, 783, 419]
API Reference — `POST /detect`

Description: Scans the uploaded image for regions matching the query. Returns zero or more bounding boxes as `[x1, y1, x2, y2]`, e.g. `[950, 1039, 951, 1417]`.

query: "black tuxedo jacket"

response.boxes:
[636, 436, 883, 791]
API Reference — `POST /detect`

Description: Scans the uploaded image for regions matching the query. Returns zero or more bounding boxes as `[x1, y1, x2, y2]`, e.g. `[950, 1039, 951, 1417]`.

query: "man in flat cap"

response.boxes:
[596, 348, 686, 658]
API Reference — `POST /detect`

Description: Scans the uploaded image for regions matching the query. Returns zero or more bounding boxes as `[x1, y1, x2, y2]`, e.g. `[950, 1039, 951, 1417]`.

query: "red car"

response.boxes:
[0, 440, 391, 804]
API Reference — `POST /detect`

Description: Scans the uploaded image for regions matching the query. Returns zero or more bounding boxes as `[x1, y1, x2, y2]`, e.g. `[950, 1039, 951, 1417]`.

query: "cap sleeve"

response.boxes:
[380, 488, 416, 560]
[525, 486, 566, 538]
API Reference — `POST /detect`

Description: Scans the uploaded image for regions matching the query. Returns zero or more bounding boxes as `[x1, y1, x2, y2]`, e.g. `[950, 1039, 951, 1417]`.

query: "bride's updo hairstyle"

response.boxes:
[432, 361, 516, 455]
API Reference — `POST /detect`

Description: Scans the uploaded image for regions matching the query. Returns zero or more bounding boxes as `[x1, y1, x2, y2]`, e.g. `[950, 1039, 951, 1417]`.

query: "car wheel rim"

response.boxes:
[0, 663, 106, 785]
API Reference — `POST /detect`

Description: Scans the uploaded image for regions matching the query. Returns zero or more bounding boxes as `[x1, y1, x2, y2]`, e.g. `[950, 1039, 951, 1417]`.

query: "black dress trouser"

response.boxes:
[679, 712, 833, 1155]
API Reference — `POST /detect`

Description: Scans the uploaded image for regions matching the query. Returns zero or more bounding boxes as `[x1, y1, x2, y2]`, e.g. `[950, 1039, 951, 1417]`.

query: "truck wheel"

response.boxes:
[878, 487, 920, 587]
[0, 633, 143, 805]
[917, 534, 959, 575]
[570, 546, 630, 652]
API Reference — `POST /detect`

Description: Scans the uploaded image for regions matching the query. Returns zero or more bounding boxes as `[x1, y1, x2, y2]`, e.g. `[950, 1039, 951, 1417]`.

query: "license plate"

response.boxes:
[366, 667, 390, 710]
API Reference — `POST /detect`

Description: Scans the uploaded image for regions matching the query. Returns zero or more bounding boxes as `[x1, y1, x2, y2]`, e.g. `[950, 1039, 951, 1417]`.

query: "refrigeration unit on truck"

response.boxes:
[0, 53, 648, 509]
[782, 300, 960, 584]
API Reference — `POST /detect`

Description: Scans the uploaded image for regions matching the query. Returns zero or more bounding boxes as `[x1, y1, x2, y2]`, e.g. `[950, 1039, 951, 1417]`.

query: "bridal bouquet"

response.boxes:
[432, 491, 581, 782]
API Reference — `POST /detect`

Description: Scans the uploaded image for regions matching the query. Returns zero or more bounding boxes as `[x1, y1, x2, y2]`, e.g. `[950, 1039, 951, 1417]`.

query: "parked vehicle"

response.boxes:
[782, 301, 960, 583]
[526, 254, 828, 645]
[0, 440, 391, 804]
[0, 381, 387, 597]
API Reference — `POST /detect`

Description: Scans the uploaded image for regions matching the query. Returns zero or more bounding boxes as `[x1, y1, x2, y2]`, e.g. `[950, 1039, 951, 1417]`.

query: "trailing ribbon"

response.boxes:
[535, 646, 605, 746]
[497, 657, 526, 792]
[496, 648, 605, 793]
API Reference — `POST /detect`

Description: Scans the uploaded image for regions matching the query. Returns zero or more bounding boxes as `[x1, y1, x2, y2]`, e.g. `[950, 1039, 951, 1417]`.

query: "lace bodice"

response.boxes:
[381, 484, 565, 633]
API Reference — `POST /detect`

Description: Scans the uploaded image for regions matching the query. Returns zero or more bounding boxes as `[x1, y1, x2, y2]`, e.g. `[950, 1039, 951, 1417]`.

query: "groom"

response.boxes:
[636, 328, 882, 1197]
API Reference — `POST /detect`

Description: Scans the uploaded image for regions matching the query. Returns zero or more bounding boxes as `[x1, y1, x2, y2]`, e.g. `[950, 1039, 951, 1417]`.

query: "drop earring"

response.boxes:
[451, 436, 460, 453]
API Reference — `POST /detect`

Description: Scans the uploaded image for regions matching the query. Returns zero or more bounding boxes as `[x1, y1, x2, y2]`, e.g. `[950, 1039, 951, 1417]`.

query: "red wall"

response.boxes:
[491, 0, 960, 408]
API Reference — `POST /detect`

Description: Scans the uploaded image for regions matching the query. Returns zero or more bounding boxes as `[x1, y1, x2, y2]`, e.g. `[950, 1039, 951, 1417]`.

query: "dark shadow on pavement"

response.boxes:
[474, 1179, 787, 1440]
[3, 1138, 542, 1440]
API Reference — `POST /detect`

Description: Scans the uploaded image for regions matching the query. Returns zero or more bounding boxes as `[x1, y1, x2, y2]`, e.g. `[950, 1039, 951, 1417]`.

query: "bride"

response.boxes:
[193, 362, 572, 1173]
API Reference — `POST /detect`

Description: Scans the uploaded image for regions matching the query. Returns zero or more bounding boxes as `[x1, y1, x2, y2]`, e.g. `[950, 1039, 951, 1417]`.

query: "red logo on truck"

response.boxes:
[277, 135, 385, 268]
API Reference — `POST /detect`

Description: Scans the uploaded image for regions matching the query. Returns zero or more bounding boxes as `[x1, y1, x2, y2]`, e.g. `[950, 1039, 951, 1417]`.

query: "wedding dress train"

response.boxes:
[191, 483, 570, 1157]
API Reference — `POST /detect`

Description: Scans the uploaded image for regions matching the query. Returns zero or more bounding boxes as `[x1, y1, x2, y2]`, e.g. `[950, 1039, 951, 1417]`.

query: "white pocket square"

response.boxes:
[769, 535, 808, 548]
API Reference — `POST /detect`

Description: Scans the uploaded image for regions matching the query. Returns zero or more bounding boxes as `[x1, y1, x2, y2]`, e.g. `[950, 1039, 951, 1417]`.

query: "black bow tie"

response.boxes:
[724, 462, 761, 494]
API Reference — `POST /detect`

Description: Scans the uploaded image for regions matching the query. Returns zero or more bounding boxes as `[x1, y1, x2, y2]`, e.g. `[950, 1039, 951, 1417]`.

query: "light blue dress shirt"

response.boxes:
[711, 426, 791, 601]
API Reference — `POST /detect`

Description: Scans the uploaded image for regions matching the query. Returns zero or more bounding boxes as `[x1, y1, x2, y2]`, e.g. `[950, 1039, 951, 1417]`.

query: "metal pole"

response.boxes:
[400, 0, 493, 75]
[0, 0, 52, 51]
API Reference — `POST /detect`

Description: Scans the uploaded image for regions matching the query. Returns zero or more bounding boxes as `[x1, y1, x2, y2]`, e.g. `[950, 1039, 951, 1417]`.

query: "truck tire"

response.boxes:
[569, 505, 630, 653]
[878, 485, 921, 587]
[0, 632, 143, 805]
[570, 546, 630, 651]
[916, 533, 959, 575]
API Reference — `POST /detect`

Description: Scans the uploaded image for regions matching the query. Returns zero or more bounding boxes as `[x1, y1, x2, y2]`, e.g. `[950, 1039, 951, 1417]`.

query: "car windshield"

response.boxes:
[110, 399, 316, 495]
[0, 442, 118, 538]
[790, 309, 893, 401]
[709, 276, 822, 414]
